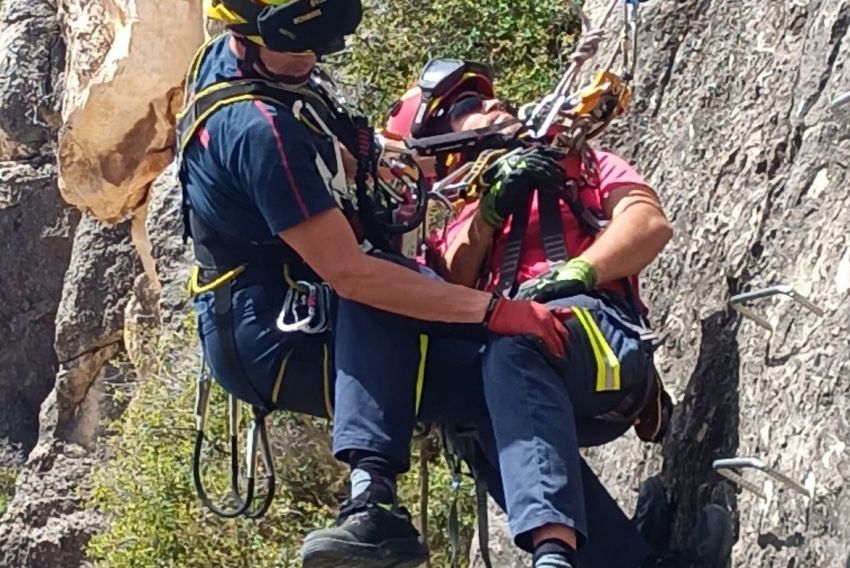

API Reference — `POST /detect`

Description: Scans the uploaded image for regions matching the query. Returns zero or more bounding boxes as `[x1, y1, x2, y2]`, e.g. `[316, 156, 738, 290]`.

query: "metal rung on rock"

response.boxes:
[713, 457, 811, 500]
[729, 285, 823, 331]
[830, 91, 850, 110]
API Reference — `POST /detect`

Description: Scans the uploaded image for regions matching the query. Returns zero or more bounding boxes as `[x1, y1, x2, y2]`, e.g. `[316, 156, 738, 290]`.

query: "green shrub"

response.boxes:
[0, 465, 18, 518]
[335, 0, 579, 122]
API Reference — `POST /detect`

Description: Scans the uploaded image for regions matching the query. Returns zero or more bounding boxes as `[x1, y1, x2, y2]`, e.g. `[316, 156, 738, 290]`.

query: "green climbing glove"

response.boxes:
[515, 257, 598, 302]
[478, 147, 567, 228]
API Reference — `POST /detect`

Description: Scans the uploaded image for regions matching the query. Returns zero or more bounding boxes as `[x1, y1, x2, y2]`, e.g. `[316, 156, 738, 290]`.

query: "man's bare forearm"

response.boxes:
[282, 208, 492, 324]
[582, 200, 673, 284]
[442, 212, 496, 287]
[333, 254, 492, 323]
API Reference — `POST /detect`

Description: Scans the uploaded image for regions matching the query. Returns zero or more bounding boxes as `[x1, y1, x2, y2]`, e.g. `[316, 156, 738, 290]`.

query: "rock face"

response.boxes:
[43, 214, 142, 444]
[0, 215, 142, 567]
[0, 0, 78, 452]
[0, 162, 78, 451]
[0, 0, 64, 161]
[475, 0, 850, 566]
[1, 1, 205, 563]
[56, 0, 204, 222]
[145, 165, 192, 331]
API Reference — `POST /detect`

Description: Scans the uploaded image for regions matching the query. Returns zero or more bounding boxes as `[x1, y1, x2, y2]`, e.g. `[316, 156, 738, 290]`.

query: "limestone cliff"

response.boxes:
[476, 0, 850, 565]
[0, 1, 200, 564]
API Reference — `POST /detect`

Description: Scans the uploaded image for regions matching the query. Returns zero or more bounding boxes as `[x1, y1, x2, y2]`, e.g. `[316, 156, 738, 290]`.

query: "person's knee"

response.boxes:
[483, 334, 550, 374]
[486, 334, 543, 360]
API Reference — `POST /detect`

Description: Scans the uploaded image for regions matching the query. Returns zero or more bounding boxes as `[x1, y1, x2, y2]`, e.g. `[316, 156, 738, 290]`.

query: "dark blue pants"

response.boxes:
[193, 266, 652, 564]
[195, 276, 334, 418]
[332, 295, 654, 565]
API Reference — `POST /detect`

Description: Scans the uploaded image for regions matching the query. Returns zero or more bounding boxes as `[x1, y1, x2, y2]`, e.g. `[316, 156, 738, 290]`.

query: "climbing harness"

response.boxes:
[178, 30, 441, 519]
[396, 0, 643, 301]
[392, 1, 654, 561]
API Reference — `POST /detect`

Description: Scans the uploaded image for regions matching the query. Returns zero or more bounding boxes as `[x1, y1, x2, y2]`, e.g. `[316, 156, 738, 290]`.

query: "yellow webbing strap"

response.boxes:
[187, 265, 246, 297]
[183, 34, 223, 107]
[414, 335, 429, 415]
[176, 79, 329, 160]
[271, 348, 294, 405]
[465, 149, 507, 201]
[573, 307, 621, 392]
[322, 343, 334, 418]
[283, 264, 309, 293]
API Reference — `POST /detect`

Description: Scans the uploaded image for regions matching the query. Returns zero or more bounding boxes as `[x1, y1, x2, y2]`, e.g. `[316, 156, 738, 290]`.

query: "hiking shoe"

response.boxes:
[633, 475, 672, 557]
[647, 504, 734, 568]
[301, 495, 428, 568]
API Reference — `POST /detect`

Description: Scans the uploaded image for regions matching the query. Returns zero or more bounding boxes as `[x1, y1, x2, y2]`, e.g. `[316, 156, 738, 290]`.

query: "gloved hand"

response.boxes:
[479, 147, 567, 227]
[483, 295, 569, 357]
[515, 257, 598, 303]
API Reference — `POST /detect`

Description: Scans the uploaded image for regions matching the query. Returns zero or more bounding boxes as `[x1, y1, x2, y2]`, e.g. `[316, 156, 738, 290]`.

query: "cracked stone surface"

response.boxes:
[0, 0, 77, 452]
[44, 212, 141, 438]
[474, 1, 850, 566]
[0, 0, 64, 161]
[0, 161, 78, 451]
[0, 213, 140, 567]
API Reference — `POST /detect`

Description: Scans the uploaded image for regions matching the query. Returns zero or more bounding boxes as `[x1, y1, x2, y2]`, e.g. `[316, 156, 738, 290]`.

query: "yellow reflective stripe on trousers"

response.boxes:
[322, 343, 334, 419]
[415, 335, 429, 415]
[573, 308, 621, 392]
[271, 348, 294, 404]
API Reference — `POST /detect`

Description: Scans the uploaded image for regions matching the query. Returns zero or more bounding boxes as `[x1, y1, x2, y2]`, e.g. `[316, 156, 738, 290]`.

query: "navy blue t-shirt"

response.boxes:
[182, 36, 338, 243]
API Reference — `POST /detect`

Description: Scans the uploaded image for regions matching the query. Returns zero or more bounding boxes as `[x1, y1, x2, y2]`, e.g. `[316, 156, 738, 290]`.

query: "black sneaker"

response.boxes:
[647, 504, 734, 568]
[633, 475, 672, 558]
[685, 505, 734, 566]
[301, 494, 429, 568]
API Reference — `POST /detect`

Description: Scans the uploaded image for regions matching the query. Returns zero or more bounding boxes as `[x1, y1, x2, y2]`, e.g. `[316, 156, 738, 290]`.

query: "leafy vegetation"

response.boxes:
[0, 465, 18, 519]
[334, 0, 579, 122]
[0, 444, 23, 519]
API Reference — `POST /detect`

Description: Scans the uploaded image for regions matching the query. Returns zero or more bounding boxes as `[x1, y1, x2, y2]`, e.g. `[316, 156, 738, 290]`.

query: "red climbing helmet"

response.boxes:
[384, 86, 424, 140]
[384, 58, 495, 140]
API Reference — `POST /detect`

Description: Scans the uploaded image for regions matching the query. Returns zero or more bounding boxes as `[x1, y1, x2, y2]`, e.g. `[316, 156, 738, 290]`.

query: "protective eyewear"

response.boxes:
[446, 94, 485, 124]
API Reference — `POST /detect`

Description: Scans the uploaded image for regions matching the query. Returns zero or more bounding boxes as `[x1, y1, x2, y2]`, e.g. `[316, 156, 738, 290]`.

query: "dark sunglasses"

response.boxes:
[446, 94, 485, 124]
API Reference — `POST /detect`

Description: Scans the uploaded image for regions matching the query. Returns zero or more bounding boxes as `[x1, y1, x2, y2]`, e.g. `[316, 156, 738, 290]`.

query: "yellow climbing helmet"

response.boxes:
[205, 0, 362, 54]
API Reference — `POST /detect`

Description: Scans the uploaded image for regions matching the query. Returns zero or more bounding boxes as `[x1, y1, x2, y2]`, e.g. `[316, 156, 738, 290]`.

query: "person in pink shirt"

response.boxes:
[381, 58, 702, 568]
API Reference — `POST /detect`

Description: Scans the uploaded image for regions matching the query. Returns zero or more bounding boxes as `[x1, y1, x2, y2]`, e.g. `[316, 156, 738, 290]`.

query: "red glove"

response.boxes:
[484, 297, 569, 358]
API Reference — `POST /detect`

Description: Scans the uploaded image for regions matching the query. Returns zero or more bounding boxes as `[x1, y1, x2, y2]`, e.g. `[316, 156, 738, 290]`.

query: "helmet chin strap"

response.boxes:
[237, 38, 312, 85]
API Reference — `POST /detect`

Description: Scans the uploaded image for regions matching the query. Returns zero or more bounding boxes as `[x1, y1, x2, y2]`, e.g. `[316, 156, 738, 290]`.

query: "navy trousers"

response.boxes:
[193, 264, 653, 565]
[195, 274, 335, 418]
[332, 296, 654, 565]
